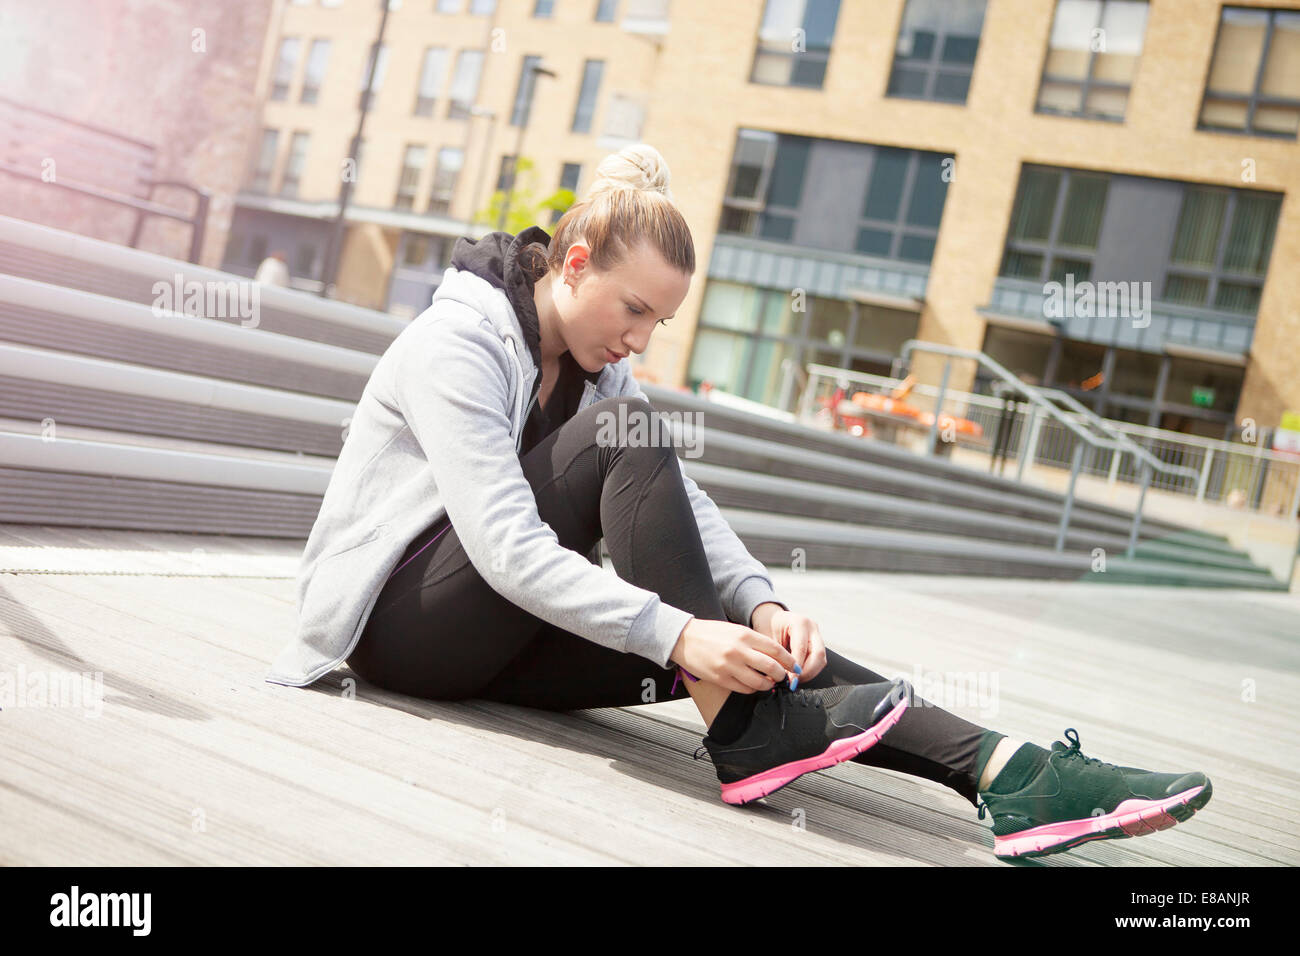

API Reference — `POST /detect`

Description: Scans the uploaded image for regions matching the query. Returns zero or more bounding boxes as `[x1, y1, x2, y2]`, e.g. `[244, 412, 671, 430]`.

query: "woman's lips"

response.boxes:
[605, 348, 625, 362]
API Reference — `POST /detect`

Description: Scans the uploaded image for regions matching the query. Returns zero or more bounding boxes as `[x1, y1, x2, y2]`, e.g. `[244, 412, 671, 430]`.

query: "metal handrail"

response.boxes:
[897, 340, 1166, 556]
[1037, 386, 1199, 482]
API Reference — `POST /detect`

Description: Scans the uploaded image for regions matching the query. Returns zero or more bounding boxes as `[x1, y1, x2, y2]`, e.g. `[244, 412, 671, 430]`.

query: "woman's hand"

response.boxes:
[668, 618, 799, 695]
[750, 603, 827, 687]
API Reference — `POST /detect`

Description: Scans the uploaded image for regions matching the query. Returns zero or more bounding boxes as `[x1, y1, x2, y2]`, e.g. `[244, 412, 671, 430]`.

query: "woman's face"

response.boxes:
[551, 239, 692, 374]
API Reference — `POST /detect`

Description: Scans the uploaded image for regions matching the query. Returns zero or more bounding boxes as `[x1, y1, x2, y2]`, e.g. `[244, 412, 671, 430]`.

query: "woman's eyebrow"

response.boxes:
[629, 291, 674, 321]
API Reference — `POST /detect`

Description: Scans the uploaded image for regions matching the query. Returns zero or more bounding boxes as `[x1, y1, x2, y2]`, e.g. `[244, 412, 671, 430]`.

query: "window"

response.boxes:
[719, 129, 952, 266]
[551, 162, 581, 224]
[855, 148, 952, 263]
[470, 0, 497, 13]
[534, 0, 555, 16]
[280, 132, 310, 197]
[271, 37, 300, 101]
[437, 0, 462, 12]
[414, 47, 448, 116]
[571, 59, 604, 133]
[686, 280, 918, 408]
[1036, 0, 1149, 121]
[395, 144, 427, 211]
[750, 0, 843, 89]
[447, 50, 485, 119]
[321, 0, 344, 7]
[999, 166, 1109, 282]
[358, 43, 389, 109]
[596, 0, 619, 21]
[1162, 187, 1281, 313]
[301, 39, 331, 104]
[887, 0, 987, 104]
[249, 129, 279, 193]
[427, 146, 464, 215]
[1198, 6, 1300, 138]
[511, 55, 544, 126]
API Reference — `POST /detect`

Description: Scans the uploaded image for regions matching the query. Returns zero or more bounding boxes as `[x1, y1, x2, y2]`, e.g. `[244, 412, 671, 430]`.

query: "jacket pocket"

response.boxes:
[299, 526, 393, 642]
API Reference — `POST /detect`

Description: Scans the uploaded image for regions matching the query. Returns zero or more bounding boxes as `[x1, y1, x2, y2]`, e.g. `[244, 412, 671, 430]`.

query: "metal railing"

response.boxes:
[795, 340, 1224, 556]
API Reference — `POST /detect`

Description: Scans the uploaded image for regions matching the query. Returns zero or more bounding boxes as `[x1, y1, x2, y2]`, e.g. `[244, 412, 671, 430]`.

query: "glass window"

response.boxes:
[1199, 7, 1300, 137]
[511, 55, 543, 126]
[272, 37, 300, 101]
[571, 60, 604, 133]
[428, 147, 464, 215]
[1036, 0, 1149, 121]
[751, 0, 843, 89]
[863, 148, 908, 221]
[887, 0, 987, 104]
[280, 132, 309, 198]
[414, 47, 447, 116]
[534, 0, 555, 18]
[697, 281, 761, 333]
[596, 0, 619, 22]
[358, 43, 389, 109]
[448, 49, 485, 119]
[301, 39, 331, 105]
[394, 144, 426, 211]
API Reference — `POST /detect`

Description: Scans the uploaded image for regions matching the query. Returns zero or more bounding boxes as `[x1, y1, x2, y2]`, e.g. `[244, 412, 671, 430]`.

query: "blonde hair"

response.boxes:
[522, 143, 696, 281]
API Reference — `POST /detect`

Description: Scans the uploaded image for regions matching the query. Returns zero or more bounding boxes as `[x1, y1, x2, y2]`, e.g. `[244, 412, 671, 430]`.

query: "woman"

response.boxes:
[265, 144, 1212, 860]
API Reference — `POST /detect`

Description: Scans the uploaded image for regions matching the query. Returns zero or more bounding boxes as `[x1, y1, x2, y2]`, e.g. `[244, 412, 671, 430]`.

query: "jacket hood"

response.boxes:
[448, 225, 600, 386]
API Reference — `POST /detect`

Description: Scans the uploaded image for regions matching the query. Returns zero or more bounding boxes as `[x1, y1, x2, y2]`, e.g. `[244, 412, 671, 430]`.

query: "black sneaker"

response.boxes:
[977, 727, 1214, 859]
[694, 678, 913, 805]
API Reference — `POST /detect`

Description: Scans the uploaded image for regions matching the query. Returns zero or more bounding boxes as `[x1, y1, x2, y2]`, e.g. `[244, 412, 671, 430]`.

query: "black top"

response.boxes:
[518, 349, 588, 457]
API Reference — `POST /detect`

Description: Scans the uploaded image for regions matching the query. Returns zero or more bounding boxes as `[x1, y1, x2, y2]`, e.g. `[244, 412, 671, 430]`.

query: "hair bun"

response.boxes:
[588, 143, 673, 201]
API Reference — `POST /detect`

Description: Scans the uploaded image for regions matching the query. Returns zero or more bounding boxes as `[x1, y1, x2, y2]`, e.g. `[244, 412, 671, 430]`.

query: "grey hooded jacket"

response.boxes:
[264, 227, 786, 688]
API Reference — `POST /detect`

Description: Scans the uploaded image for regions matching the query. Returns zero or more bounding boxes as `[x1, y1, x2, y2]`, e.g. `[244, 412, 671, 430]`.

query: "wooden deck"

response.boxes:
[1, 521, 1296, 866]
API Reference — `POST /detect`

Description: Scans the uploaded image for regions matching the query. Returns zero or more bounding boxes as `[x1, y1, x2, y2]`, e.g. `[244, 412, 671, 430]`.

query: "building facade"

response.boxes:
[229, 0, 1299, 437]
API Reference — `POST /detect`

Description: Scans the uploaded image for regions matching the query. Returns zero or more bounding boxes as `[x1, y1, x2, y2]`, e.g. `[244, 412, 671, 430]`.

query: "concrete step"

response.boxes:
[683, 460, 1271, 577]
[646, 383, 1233, 551]
[716, 508, 1288, 590]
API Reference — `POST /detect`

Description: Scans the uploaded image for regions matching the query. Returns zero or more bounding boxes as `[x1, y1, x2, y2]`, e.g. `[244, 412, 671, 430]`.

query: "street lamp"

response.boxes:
[497, 62, 556, 231]
[466, 105, 497, 232]
[318, 0, 391, 297]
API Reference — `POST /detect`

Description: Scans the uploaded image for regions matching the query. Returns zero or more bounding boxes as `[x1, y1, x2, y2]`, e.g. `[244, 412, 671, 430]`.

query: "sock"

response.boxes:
[972, 730, 1007, 791]
[981, 741, 1051, 795]
[706, 691, 762, 744]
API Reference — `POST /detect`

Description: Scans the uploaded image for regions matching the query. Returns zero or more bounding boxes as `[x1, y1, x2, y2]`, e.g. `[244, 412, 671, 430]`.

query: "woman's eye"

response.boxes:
[657, 318, 670, 326]
[627, 304, 644, 316]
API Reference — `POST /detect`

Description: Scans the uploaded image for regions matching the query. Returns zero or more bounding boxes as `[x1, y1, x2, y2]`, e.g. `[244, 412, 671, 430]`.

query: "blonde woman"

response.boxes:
[265, 144, 1211, 859]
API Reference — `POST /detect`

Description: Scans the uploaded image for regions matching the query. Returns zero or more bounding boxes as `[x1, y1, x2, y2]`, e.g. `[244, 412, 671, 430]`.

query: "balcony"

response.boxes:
[984, 277, 1257, 358]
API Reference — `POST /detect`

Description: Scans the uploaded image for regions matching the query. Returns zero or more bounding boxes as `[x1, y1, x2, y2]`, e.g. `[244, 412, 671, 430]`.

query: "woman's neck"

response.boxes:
[532, 271, 566, 370]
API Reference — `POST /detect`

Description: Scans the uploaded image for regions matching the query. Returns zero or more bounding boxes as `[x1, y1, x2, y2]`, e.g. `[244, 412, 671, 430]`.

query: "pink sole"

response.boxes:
[719, 695, 910, 805]
[993, 783, 1207, 857]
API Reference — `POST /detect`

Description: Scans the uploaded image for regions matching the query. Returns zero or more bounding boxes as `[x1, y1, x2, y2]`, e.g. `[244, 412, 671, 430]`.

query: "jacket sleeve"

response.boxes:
[390, 309, 694, 669]
[615, 368, 789, 629]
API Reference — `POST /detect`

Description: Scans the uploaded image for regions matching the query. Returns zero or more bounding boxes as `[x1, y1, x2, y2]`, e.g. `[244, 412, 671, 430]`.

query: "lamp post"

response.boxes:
[466, 105, 497, 231]
[318, 0, 391, 298]
[496, 63, 556, 231]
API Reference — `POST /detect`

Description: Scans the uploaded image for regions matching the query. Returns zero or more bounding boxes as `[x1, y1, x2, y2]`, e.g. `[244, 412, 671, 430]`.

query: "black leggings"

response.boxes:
[348, 396, 999, 806]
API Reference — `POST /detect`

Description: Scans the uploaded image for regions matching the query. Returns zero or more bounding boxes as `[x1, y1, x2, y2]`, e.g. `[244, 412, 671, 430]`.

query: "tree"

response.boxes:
[473, 155, 576, 233]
